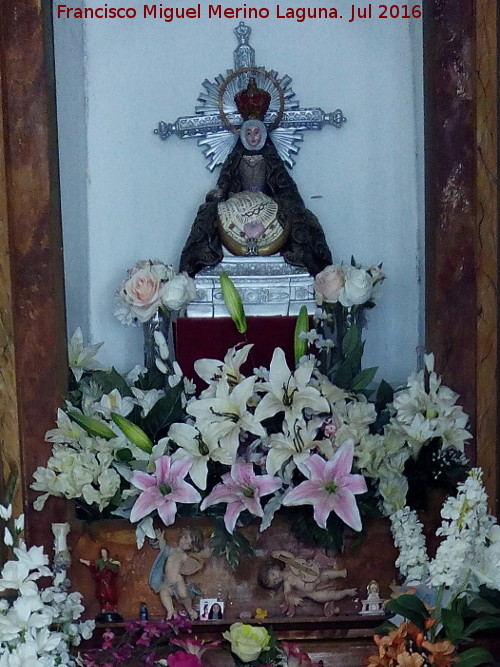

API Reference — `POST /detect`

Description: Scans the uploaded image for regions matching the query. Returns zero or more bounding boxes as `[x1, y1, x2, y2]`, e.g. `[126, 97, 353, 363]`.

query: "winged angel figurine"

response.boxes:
[149, 526, 208, 619]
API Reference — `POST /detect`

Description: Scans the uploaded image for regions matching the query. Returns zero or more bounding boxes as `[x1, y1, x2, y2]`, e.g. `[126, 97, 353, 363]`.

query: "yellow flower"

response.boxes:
[223, 622, 270, 662]
[254, 607, 268, 620]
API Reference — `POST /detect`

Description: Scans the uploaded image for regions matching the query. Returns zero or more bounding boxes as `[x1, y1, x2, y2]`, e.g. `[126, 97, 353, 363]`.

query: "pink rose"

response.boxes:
[123, 267, 163, 322]
[167, 653, 202, 667]
[314, 265, 345, 304]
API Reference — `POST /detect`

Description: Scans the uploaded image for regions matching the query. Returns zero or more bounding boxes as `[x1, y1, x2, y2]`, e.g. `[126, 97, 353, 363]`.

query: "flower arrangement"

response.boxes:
[114, 260, 196, 325]
[32, 312, 469, 567]
[223, 623, 323, 666]
[0, 500, 94, 665]
[370, 468, 500, 666]
[77, 617, 197, 666]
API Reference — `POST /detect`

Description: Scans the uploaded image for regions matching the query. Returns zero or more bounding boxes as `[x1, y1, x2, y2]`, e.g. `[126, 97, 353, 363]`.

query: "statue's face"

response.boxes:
[179, 530, 193, 551]
[245, 124, 262, 148]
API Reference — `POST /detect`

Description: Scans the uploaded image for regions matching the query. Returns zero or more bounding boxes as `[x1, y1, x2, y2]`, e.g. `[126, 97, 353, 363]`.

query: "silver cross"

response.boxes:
[155, 22, 346, 171]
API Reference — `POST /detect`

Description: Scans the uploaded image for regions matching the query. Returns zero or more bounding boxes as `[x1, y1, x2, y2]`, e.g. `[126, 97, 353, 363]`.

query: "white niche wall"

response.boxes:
[53, 0, 424, 386]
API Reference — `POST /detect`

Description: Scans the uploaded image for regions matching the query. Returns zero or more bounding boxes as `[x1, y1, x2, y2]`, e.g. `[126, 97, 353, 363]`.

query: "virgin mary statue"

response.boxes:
[179, 76, 333, 277]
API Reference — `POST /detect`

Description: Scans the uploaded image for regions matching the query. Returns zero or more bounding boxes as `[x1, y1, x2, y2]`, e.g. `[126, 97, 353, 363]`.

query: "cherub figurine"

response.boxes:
[259, 549, 356, 617]
[149, 526, 207, 620]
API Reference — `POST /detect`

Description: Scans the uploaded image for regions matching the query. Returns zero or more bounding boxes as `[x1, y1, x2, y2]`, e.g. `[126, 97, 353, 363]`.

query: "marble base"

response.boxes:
[187, 256, 316, 318]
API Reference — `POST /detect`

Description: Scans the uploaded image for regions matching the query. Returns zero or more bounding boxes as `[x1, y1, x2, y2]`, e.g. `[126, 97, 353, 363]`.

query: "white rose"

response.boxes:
[339, 266, 373, 307]
[122, 267, 163, 322]
[161, 273, 196, 310]
[150, 262, 176, 282]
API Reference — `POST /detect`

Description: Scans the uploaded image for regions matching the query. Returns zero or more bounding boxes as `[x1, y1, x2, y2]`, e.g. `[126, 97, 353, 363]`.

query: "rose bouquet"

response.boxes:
[312, 258, 384, 390]
[223, 623, 323, 666]
[114, 260, 196, 325]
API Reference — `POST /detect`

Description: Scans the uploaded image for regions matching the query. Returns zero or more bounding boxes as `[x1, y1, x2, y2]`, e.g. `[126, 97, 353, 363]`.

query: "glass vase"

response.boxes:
[142, 309, 172, 370]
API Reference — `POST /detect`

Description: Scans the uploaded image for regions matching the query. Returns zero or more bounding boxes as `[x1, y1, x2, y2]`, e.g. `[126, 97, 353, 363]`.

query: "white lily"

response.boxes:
[255, 348, 329, 422]
[67, 328, 105, 382]
[131, 387, 165, 417]
[169, 422, 235, 489]
[194, 344, 253, 397]
[95, 389, 135, 419]
[187, 376, 265, 459]
[45, 409, 84, 445]
[264, 416, 332, 476]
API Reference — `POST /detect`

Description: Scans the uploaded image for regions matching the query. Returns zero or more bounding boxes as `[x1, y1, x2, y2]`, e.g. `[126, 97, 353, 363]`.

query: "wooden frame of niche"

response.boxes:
[0, 1, 498, 553]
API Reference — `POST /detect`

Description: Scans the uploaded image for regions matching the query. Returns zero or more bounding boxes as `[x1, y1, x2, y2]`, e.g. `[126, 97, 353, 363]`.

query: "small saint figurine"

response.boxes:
[80, 547, 123, 622]
[259, 549, 356, 617]
[149, 526, 207, 620]
[360, 579, 385, 615]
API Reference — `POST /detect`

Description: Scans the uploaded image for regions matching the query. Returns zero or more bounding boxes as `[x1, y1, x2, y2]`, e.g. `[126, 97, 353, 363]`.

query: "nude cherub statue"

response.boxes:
[259, 549, 357, 617]
[149, 526, 207, 620]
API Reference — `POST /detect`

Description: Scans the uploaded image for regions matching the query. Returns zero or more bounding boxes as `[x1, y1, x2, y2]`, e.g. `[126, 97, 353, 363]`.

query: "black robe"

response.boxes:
[179, 139, 333, 277]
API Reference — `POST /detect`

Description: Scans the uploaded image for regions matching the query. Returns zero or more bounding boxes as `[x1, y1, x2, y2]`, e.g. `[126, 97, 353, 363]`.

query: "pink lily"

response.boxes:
[130, 455, 201, 526]
[200, 463, 282, 534]
[170, 637, 221, 657]
[282, 440, 367, 532]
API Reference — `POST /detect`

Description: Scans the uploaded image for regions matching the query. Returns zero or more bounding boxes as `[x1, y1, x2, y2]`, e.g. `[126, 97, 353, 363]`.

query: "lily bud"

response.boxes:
[220, 272, 247, 334]
[294, 305, 309, 367]
[68, 411, 115, 440]
[110, 413, 153, 454]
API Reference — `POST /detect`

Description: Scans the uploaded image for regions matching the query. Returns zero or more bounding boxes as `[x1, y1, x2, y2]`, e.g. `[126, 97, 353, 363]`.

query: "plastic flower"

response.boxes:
[129, 455, 201, 526]
[255, 348, 329, 422]
[170, 637, 221, 656]
[282, 440, 367, 532]
[264, 416, 332, 476]
[187, 376, 265, 460]
[168, 422, 234, 489]
[167, 653, 202, 667]
[200, 463, 282, 534]
[223, 622, 270, 662]
[194, 343, 253, 396]
[67, 328, 104, 382]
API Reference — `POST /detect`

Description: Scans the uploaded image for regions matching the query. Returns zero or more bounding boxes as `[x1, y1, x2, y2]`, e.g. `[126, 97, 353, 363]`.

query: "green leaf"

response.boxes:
[115, 448, 133, 462]
[442, 607, 465, 641]
[385, 594, 428, 628]
[352, 366, 378, 391]
[456, 648, 494, 667]
[294, 305, 309, 367]
[90, 368, 133, 397]
[143, 383, 184, 439]
[463, 615, 500, 637]
[468, 598, 500, 616]
[375, 379, 394, 411]
[342, 324, 361, 356]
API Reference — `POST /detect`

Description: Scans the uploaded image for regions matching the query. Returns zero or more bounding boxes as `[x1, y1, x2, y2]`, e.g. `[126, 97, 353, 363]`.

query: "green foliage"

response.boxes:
[456, 648, 495, 667]
[91, 368, 133, 397]
[385, 594, 429, 629]
[142, 382, 184, 440]
[289, 506, 345, 552]
[293, 305, 309, 367]
[210, 518, 255, 570]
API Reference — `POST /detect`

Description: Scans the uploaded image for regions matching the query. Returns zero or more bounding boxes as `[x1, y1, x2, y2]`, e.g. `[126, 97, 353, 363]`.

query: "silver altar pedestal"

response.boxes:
[186, 256, 315, 318]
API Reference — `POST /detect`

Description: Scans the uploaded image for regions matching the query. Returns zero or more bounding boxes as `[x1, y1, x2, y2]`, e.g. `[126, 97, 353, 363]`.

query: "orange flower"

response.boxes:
[396, 651, 425, 667]
[421, 640, 458, 667]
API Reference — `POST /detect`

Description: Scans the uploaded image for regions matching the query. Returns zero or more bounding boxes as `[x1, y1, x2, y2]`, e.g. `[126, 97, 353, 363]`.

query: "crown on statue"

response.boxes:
[234, 77, 271, 120]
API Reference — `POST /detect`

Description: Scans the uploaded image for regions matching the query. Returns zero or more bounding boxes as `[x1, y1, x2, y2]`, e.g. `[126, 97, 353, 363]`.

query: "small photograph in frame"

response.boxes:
[199, 597, 224, 621]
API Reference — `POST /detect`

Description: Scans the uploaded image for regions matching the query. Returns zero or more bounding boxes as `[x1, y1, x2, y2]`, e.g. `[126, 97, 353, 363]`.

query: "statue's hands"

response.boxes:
[281, 593, 302, 617]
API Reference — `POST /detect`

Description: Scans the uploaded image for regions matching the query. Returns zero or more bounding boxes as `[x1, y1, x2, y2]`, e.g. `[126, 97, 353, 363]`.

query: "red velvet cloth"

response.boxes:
[174, 316, 298, 391]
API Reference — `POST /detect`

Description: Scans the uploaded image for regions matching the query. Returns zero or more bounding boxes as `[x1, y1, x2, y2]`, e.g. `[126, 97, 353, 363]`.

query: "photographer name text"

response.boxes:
[55, 3, 423, 23]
